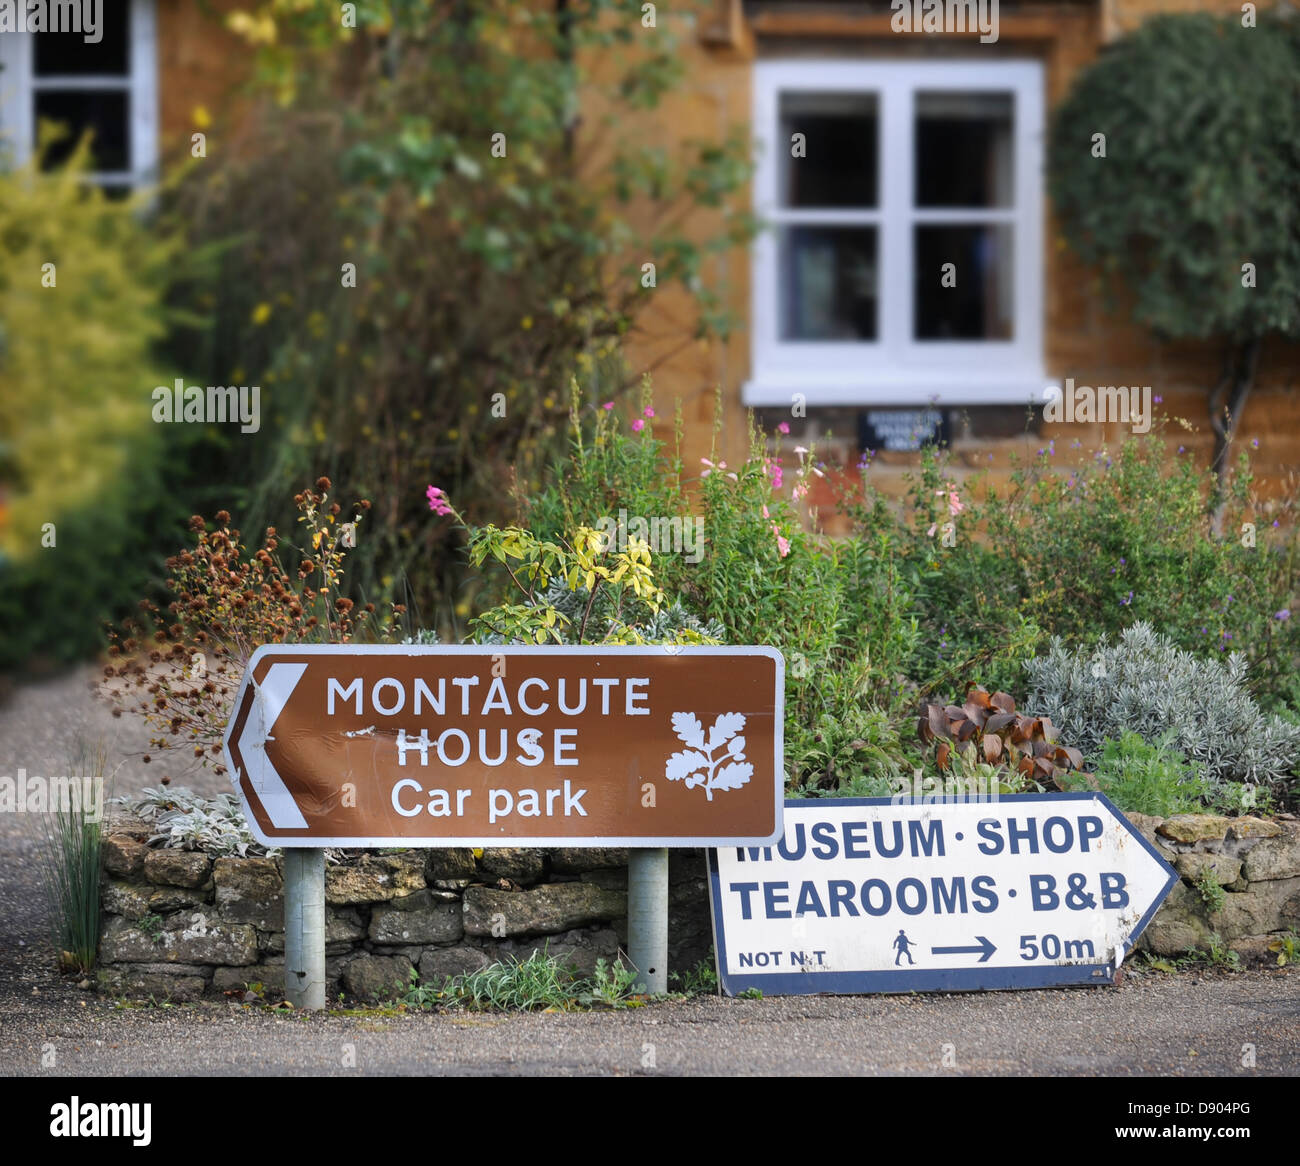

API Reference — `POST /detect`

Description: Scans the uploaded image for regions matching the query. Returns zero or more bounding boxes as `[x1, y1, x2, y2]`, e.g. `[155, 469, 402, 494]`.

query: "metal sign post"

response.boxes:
[628, 848, 669, 994]
[283, 848, 326, 1010]
[222, 644, 785, 1008]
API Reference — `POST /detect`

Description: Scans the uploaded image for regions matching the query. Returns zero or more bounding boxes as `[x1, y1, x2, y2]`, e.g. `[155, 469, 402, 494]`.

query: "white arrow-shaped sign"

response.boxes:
[708, 793, 1178, 995]
[223, 661, 309, 830]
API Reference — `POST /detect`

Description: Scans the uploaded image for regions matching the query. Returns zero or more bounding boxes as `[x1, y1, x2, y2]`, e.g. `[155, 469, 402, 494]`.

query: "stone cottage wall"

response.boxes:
[95, 810, 1300, 1002]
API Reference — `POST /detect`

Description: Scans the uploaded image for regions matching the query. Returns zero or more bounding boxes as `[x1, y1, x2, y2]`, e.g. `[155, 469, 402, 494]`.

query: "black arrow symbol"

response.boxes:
[930, 936, 996, 963]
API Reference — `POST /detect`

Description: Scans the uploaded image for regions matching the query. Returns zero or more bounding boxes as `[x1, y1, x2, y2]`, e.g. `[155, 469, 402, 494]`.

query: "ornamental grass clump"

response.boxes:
[1025, 622, 1300, 798]
[39, 743, 112, 975]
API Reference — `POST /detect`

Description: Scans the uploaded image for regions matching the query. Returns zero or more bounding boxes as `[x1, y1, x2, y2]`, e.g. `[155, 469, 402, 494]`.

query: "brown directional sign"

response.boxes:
[222, 645, 784, 847]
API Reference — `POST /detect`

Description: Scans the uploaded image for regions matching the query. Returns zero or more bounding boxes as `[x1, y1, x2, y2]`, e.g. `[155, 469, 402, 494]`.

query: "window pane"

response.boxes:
[914, 225, 1013, 340]
[780, 92, 877, 208]
[915, 92, 1013, 208]
[780, 226, 877, 340]
[35, 91, 130, 172]
[34, 4, 130, 75]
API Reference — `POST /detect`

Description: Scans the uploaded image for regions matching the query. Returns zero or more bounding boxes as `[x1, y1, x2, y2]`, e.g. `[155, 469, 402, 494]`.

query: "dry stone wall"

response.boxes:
[1128, 813, 1300, 964]
[95, 810, 1300, 1002]
[97, 813, 711, 1003]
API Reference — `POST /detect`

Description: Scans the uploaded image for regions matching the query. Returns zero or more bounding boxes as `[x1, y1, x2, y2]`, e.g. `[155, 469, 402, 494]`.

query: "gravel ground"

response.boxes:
[1, 667, 1297, 1078]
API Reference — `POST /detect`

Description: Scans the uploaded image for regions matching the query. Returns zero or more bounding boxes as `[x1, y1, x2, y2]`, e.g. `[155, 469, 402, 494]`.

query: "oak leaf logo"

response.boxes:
[665, 711, 752, 801]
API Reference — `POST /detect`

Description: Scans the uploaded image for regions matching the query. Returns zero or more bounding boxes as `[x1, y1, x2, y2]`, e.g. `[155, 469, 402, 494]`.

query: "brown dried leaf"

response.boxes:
[984, 712, 1017, 736]
[982, 734, 1004, 763]
[1011, 716, 1040, 743]
[953, 718, 978, 742]
[936, 741, 951, 771]
[1058, 745, 1085, 771]
[991, 691, 1016, 713]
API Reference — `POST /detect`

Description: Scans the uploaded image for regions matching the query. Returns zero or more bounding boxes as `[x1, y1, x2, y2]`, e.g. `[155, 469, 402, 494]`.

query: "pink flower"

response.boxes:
[937, 482, 964, 518]
[426, 485, 453, 517]
[777, 421, 790, 435]
[643, 407, 655, 418]
[631, 419, 645, 432]
[602, 401, 614, 411]
[761, 505, 770, 519]
[776, 534, 791, 558]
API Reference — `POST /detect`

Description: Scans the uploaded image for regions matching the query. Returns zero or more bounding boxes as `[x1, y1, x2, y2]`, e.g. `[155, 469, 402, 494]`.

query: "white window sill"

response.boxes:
[742, 376, 1054, 408]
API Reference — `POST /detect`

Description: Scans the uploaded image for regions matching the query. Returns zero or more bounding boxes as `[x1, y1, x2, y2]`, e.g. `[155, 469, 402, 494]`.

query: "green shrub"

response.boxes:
[846, 436, 1300, 713]
[1026, 623, 1300, 797]
[0, 143, 188, 672]
[166, 1, 757, 623]
[483, 398, 922, 788]
[1064, 731, 1211, 817]
[465, 394, 1300, 798]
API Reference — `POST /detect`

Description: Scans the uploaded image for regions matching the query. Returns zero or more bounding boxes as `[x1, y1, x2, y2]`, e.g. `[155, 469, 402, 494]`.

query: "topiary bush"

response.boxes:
[1024, 622, 1300, 798]
[1048, 8, 1300, 519]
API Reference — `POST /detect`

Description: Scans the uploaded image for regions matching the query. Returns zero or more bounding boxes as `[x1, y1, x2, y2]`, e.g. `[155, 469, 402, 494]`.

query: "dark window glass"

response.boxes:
[781, 226, 877, 340]
[915, 92, 1013, 208]
[914, 225, 1013, 340]
[780, 92, 877, 208]
[34, 3, 130, 75]
[35, 90, 130, 172]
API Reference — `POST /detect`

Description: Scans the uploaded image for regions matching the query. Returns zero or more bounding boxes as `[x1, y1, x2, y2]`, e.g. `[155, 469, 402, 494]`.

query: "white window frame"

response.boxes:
[0, 0, 158, 188]
[745, 59, 1048, 407]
